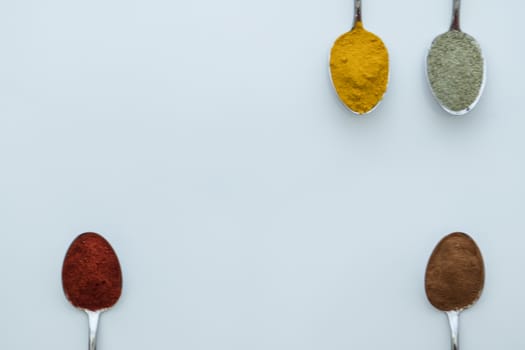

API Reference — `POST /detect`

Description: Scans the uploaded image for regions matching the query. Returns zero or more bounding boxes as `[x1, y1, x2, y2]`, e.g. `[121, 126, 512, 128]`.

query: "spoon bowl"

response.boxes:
[62, 232, 123, 350]
[425, 232, 484, 350]
[426, 0, 485, 115]
[330, 0, 389, 115]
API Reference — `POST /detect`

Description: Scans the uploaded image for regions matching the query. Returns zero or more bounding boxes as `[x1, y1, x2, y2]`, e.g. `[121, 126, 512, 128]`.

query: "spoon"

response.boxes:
[426, 0, 485, 115]
[62, 232, 123, 350]
[329, 0, 389, 115]
[425, 232, 484, 350]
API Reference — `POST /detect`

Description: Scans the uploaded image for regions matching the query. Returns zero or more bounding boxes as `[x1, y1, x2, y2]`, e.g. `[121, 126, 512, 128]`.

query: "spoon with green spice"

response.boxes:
[426, 0, 485, 115]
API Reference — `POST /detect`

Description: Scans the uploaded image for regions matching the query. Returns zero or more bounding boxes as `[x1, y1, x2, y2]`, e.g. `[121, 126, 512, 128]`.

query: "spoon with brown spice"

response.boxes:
[62, 232, 123, 350]
[425, 232, 484, 350]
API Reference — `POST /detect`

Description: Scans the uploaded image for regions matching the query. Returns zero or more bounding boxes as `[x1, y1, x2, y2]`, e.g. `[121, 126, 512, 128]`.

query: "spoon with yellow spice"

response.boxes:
[330, 0, 389, 115]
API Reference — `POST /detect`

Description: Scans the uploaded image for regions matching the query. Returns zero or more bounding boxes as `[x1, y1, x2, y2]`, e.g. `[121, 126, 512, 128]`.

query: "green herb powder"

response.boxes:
[427, 30, 484, 113]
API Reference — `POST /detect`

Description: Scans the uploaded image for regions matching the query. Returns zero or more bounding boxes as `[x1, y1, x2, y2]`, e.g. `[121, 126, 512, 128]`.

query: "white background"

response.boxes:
[0, 0, 523, 349]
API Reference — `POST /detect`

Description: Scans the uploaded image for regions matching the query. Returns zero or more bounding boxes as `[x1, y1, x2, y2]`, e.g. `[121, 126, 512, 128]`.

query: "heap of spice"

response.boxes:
[427, 31, 484, 114]
[424, 232, 484, 350]
[62, 232, 122, 311]
[425, 232, 484, 311]
[330, 21, 389, 114]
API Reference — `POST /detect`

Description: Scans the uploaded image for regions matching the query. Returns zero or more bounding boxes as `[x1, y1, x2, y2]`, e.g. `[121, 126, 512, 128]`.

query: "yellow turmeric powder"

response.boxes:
[330, 22, 389, 114]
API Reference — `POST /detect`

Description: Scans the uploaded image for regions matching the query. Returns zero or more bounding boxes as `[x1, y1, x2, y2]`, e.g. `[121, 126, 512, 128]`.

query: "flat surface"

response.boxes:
[0, 0, 523, 349]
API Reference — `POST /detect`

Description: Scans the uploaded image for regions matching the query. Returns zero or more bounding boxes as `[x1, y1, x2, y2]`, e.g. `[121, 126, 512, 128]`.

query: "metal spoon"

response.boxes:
[62, 232, 123, 350]
[329, 0, 389, 115]
[87, 310, 102, 350]
[426, 0, 486, 115]
[425, 232, 485, 350]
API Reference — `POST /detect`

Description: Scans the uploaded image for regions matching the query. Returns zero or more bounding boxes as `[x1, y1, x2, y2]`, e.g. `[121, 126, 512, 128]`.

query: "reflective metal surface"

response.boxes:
[353, 0, 362, 28]
[446, 310, 460, 350]
[86, 310, 101, 350]
[450, 0, 461, 30]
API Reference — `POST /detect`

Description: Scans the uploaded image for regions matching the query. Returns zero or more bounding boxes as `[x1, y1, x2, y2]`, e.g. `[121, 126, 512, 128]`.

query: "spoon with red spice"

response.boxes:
[62, 232, 123, 350]
[425, 232, 484, 350]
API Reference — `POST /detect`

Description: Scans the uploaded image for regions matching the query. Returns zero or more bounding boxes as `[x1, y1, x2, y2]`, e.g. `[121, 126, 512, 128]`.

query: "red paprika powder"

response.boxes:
[62, 232, 122, 311]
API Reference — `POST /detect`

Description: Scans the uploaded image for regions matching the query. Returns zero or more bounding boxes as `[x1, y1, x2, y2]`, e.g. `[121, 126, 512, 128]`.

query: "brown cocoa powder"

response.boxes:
[62, 232, 122, 311]
[425, 232, 484, 311]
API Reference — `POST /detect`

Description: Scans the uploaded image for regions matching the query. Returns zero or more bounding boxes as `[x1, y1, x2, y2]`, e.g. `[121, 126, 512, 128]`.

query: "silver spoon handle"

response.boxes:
[353, 0, 362, 27]
[446, 310, 460, 350]
[86, 310, 101, 350]
[450, 0, 461, 31]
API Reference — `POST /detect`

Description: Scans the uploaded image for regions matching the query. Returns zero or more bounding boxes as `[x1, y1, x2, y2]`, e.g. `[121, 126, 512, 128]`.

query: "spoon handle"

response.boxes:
[86, 310, 101, 350]
[450, 0, 461, 31]
[446, 310, 460, 350]
[353, 0, 362, 27]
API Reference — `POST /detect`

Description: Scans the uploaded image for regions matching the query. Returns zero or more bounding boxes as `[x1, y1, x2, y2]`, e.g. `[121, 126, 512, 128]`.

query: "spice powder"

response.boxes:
[330, 21, 389, 114]
[425, 232, 484, 311]
[62, 232, 123, 311]
[427, 30, 484, 113]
